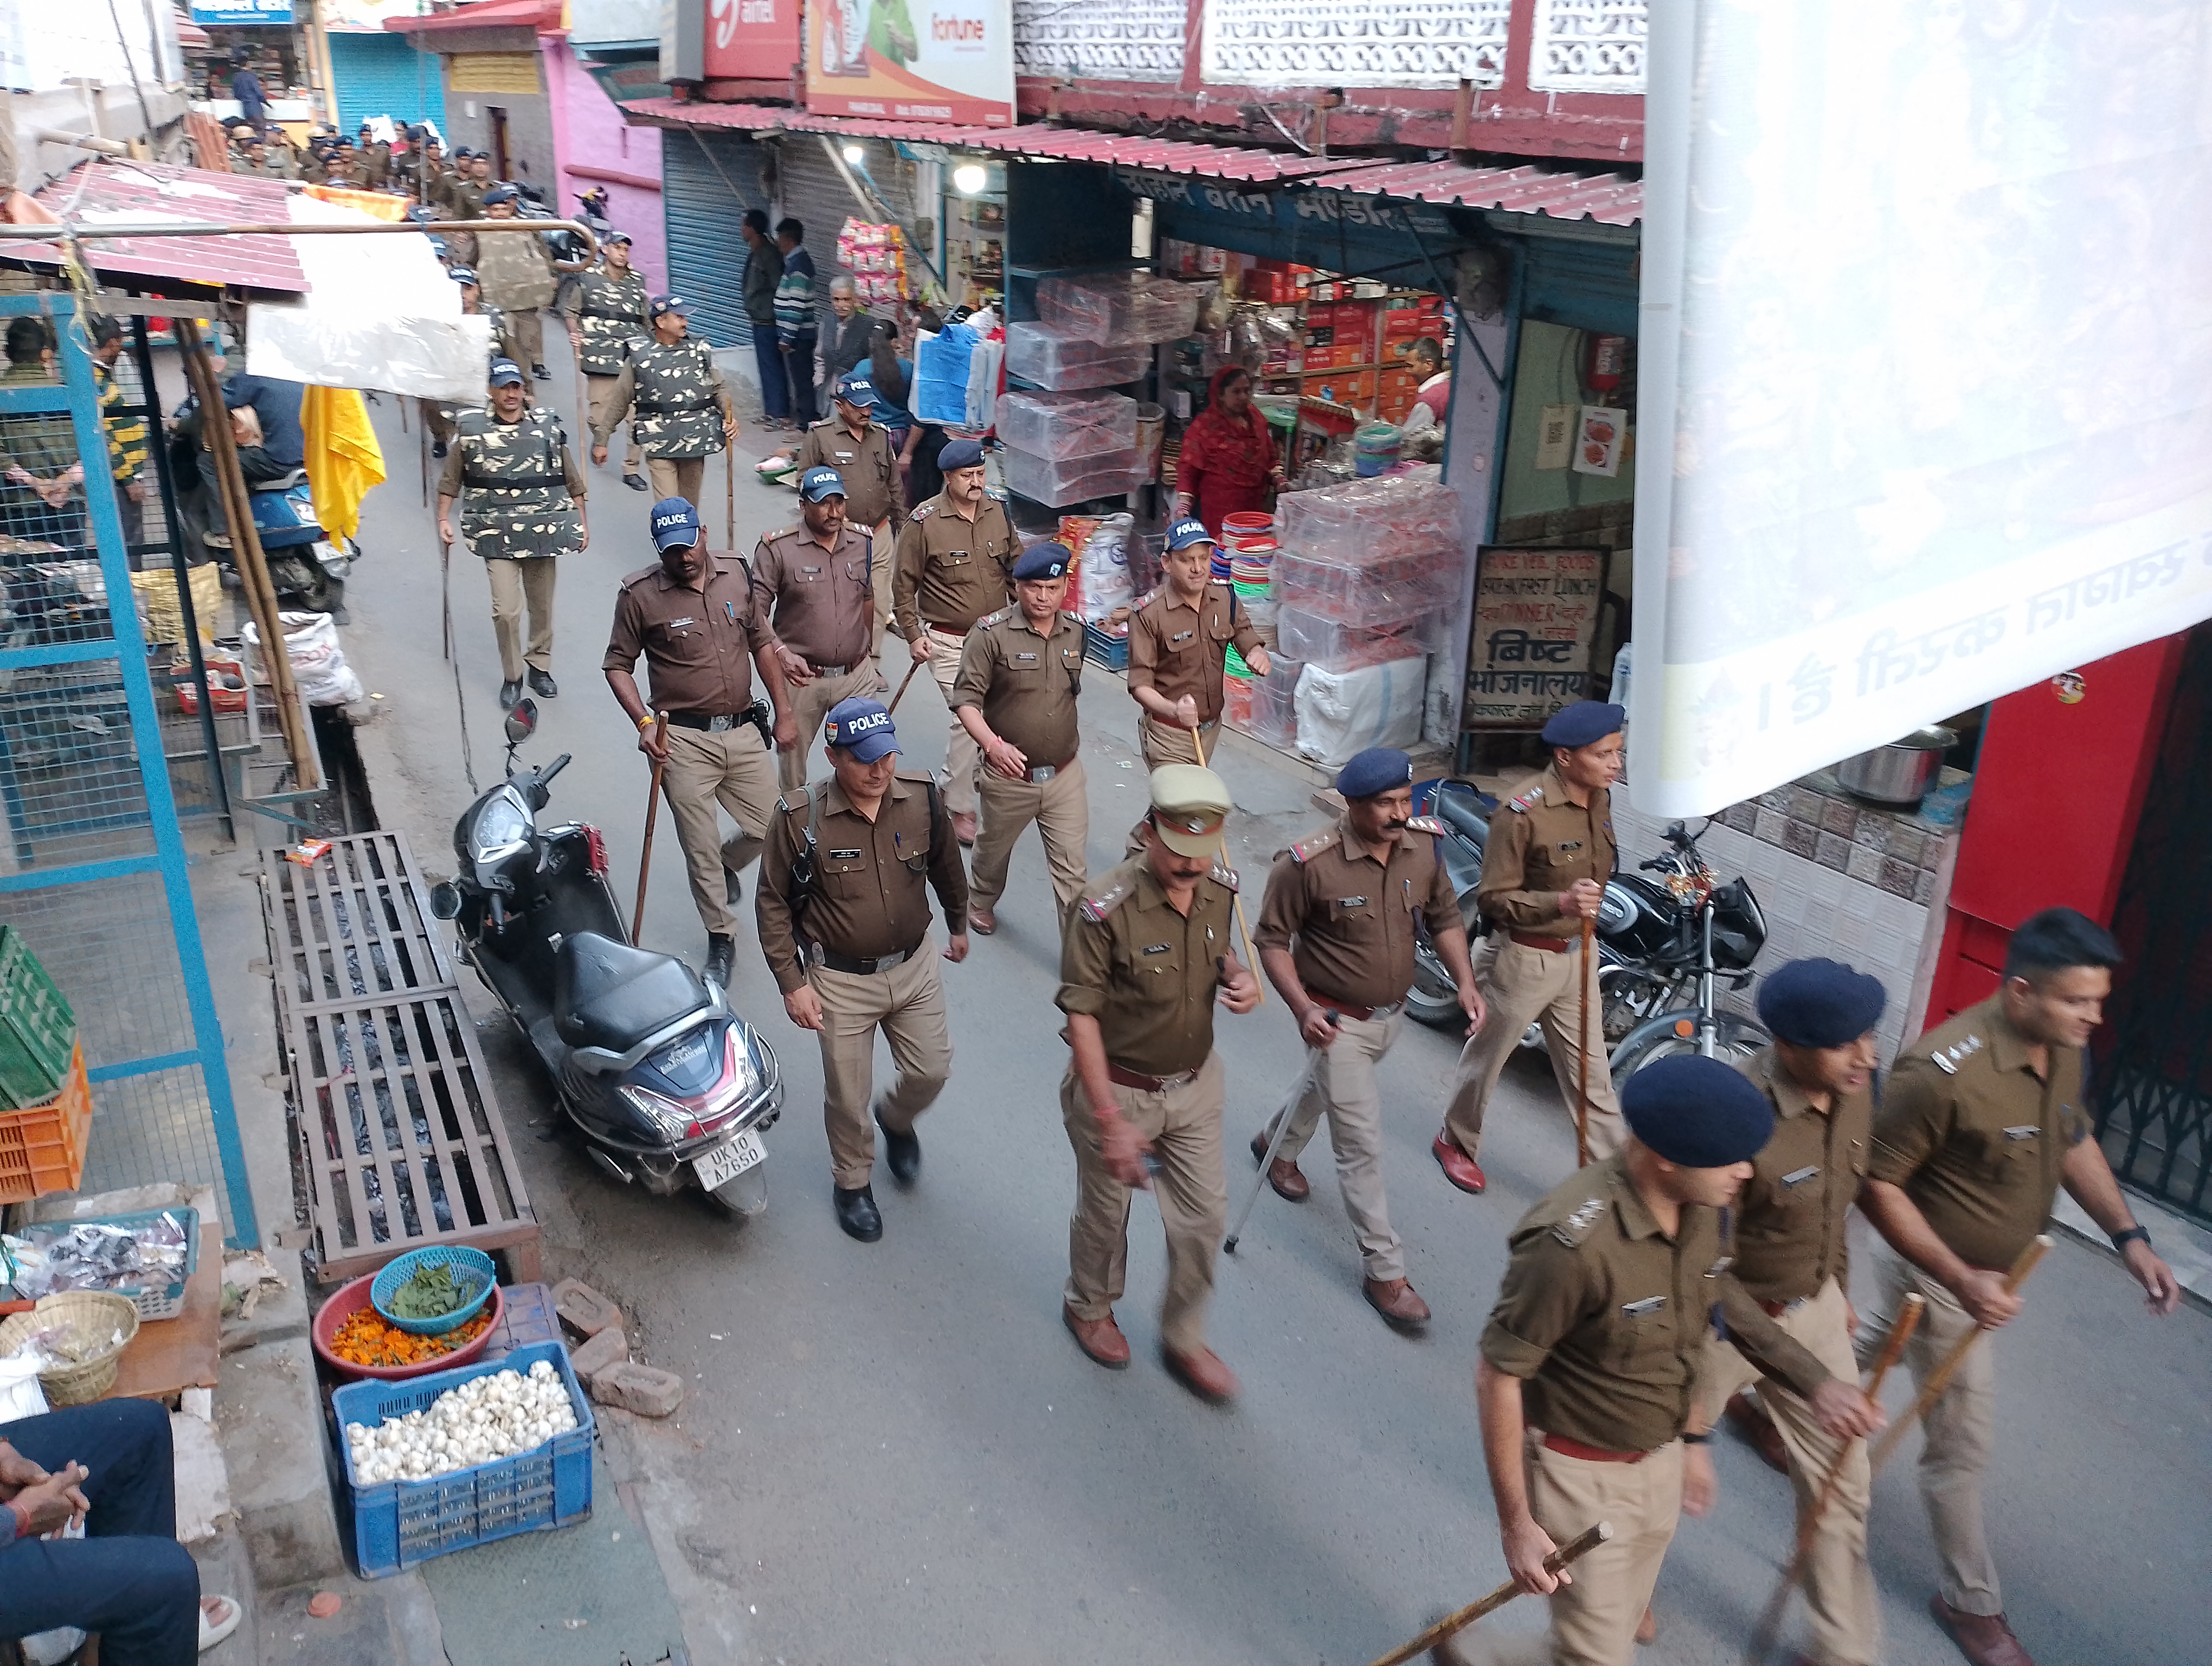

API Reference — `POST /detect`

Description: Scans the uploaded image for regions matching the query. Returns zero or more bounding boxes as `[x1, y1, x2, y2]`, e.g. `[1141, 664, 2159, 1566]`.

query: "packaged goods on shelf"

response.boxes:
[1065, 514, 1135, 622]
[1005, 322, 1154, 391]
[1000, 443, 1149, 508]
[1272, 543, 1459, 627]
[834, 220, 909, 305]
[1276, 603, 1434, 672]
[1037, 271, 1204, 342]
[1275, 468, 1460, 563]
[1295, 657, 1429, 766]
[996, 389, 1139, 460]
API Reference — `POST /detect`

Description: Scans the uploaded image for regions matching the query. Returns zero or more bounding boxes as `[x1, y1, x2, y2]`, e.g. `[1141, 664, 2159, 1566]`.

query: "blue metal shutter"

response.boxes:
[328, 35, 448, 136]
[661, 128, 771, 353]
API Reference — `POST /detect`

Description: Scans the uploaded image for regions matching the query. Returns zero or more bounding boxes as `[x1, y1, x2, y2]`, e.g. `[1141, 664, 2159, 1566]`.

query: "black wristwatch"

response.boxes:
[2111, 1225, 2151, 1252]
[1681, 1430, 1712, 1445]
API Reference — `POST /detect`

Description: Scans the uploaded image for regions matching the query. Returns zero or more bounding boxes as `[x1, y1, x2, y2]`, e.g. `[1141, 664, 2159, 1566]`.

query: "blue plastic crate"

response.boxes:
[331, 1340, 594, 1578]
[1083, 622, 1129, 671]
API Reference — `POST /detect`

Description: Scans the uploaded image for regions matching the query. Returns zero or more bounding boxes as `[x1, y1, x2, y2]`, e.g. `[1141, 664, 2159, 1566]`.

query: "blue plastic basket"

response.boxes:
[1083, 621, 1129, 671]
[332, 1340, 594, 1579]
[370, 1245, 497, 1336]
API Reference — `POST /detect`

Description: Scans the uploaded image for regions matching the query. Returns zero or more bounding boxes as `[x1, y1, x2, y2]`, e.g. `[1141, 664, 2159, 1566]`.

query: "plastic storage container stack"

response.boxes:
[1000, 448, 1152, 508]
[1006, 322, 1154, 391]
[1275, 465, 1459, 563]
[996, 389, 1139, 460]
[1036, 272, 1205, 342]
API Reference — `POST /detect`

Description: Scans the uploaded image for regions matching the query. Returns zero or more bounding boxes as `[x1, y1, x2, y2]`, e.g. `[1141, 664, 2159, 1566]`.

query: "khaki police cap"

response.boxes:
[1148, 765, 1230, 856]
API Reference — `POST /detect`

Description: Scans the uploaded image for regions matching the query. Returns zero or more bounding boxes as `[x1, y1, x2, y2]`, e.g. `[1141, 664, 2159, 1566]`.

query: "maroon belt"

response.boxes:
[1510, 932, 1574, 952]
[1542, 1434, 1651, 1464]
[1107, 1063, 1199, 1093]
[1314, 992, 1401, 1023]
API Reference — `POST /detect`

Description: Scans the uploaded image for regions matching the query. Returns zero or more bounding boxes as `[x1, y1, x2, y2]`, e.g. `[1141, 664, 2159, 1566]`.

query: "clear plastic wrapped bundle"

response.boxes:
[1275, 467, 1462, 564]
[996, 389, 1140, 460]
[1036, 272, 1204, 342]
[1005, 322, 1154, 390]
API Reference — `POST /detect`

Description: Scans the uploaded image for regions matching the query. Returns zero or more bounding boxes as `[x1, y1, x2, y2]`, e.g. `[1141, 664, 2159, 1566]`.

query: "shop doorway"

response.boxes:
[487, 107, 511, 184]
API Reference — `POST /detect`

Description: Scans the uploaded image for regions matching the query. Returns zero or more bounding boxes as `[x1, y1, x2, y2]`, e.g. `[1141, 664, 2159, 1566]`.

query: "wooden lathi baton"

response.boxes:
[1366, 1522, 1613, 1666]
[631, 713, 669, 945]
[1865, 1235, 2049, 1474]
[1742, 1293, 1925, 1665]
[885, 655, 925, 714]
[1575, 912, 1596, 1166]
[1189, 723, 1263, 1005]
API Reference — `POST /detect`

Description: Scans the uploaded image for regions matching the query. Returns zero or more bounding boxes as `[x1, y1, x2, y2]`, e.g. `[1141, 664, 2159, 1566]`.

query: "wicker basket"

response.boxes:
[0, 1291, 140, 1405]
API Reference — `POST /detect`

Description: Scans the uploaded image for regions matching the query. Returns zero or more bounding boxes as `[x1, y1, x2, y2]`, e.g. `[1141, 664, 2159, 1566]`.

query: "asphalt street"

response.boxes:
[332, 349, 2212, 1666]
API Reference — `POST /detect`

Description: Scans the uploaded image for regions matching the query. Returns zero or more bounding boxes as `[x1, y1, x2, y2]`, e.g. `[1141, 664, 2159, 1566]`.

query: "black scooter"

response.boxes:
[428, 702, 783, 1215]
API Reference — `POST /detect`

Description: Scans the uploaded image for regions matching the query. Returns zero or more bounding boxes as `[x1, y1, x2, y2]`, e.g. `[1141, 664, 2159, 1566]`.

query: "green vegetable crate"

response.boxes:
[0, 927, 76, 1112]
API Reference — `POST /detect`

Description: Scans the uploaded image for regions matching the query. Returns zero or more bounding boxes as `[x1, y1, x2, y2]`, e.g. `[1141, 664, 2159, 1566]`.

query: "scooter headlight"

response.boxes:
[469, 786, 533, 869]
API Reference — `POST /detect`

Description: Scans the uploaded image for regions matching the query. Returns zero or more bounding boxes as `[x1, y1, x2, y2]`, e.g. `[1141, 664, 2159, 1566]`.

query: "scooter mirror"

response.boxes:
[504, 699, 539, 747]
[428, 881, 463, 920]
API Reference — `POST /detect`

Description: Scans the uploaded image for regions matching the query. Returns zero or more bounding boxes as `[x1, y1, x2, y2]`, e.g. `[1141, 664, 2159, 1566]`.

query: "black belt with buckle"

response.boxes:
[1013, 755, 1075, 784]
[1313, 992, 1404, 1023]
[807, 661, 853, 678]
[811, 941, 922, 975]
[665, 710, 747, 732]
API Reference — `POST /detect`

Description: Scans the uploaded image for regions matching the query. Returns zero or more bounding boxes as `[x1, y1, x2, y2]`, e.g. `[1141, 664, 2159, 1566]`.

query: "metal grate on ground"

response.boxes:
[263, 831, 539, 1284]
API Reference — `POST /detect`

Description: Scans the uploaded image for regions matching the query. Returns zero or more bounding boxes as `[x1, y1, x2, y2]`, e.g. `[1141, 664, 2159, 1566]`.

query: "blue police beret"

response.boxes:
[835, 372, 874, 403]
[1166, 516, 1214, 553]
[649, 497, 700, 550]
[1621, 1055, 1776, 1168]
[1335, 747, 1413, 800]
[486, 357, 525, 387]
[648, 294, 689, 319]
[1757, 958, 1887, 1049]
[482, 184, 519, 206]
[799, 466, 847, 503]
[1541, 701, 1625, 748]
[1012, 542, 1072, 581]
[824, 697, 899, 761]
[446, 266, 478, 286]
[937, 438, 985, 472]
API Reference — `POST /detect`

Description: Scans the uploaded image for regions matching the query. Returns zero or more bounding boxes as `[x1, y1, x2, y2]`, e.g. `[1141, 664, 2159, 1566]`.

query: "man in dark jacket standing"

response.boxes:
[741, 209, 788, 426]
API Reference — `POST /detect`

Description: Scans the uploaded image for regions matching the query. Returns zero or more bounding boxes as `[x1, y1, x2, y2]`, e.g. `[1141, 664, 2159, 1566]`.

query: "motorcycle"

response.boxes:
[427, 702, 784, 1215]
[1604, 818, 1771, 1081]
[1405, 783, 1770, 1068]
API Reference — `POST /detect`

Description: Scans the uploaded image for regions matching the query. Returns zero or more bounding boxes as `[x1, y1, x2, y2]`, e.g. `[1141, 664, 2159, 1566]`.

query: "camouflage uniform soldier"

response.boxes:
[436, 358, 588, 710]
[421, 267, 515, 458]
[474, 184, 580, 380]
[590, 295, 737, 505]
[559, 230, 650, 491]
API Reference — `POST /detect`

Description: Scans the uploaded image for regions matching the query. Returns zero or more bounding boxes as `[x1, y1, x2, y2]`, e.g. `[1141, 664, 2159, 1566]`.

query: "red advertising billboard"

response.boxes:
[704, 0, 802, 81]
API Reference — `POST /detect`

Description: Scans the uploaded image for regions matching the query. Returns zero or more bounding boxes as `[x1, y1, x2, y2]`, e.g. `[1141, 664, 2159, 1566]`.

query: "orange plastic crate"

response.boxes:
[0, 1041, 92, 1204]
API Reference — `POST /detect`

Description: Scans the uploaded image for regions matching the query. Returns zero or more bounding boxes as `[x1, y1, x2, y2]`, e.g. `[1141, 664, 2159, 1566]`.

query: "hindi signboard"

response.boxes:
[1462, 547, 1605, 730]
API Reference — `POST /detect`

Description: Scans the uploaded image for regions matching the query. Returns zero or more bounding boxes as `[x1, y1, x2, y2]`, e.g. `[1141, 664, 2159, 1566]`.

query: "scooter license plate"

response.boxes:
[693, 1128, 766, 1190]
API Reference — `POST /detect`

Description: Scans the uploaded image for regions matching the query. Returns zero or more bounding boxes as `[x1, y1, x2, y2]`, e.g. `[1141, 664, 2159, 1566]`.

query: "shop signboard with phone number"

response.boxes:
[1463, 547, 1606, 730]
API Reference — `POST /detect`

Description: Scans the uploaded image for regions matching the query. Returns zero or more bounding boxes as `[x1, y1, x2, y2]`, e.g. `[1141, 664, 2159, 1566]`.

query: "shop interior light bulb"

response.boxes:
[841, 144, 865, 164]
[952, 164, 987, 195]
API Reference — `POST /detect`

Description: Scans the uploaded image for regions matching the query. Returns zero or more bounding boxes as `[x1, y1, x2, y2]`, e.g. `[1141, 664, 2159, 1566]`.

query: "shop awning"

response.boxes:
[173, 11, 213, 50]
[14, 161, 308, 293]
[1310, 161, 1642, 228]
[621, 98, 1373, 187]
[380, 0, 562, 33]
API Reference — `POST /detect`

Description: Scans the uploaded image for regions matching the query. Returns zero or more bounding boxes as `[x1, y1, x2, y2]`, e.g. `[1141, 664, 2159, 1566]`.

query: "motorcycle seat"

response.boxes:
[1434, 784, 1492, 850]
[554, 931, 709, 1052]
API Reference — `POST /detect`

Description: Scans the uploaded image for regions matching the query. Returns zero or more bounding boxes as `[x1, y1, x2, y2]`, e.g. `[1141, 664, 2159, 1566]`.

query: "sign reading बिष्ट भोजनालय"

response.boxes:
[1464, 548, 1605, 731]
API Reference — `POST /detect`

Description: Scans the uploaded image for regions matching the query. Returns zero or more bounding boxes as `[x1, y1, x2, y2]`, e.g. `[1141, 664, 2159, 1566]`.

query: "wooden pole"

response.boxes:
[1576, 912, 1597, 1165]
[885, 655, 925, 714]
[1366, 1522, 1612, 1666]
[724, 441, 736, 551]
[1866, 1236, 2050, 1475]
[631, 714, 669, 945]
[1188, 723, 1262, 1005]
[176, 320, 320, 792]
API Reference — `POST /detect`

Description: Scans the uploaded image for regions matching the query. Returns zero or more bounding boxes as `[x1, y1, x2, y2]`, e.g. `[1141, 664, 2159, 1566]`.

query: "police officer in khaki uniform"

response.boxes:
[890, 437, 1018, 845]
[756, 698, 968, 1243]
[752, 467, 886, 791]
[473, 184, 580, 381]
[1437, 700, 1626, 1193]
[591, 296, 737, 507]
[435, 358, 587, 710]
[1250, 748, 1482, 1330]
[953, 541, 1089, 936]
[603, 497, 795, 990]
[422, 267, 516, 458]
[1127, 517, 1272, 768]
[1859, 908, 2178, 1666]
[1472, 1056, 1881, 1666]
[560, 229, 650, 490]
[1057, 765, 1262, 1405]
[771, 373, 905, 658]
[1701, 958, 1888, 1666]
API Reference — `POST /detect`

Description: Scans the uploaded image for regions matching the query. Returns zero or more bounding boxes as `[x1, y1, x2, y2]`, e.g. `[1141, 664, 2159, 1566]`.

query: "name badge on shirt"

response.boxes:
[1015, 651, 1037, 662]
[1338, 896, 1368, 908]
[1704, 1256, 1733, 1279]
[1782, 1165, 1821, 1188]
[1170, 629, 1194, 645]
[1622, 1296, 1667, 1316]
[1142, 943, 1171, 955]
[667, 616, 697, 629]
[828, 849, 863, 860]
[2003, 1125, 2041, 1140]
[799, 565, 821, 578]
[1558, 840, 1584, 853]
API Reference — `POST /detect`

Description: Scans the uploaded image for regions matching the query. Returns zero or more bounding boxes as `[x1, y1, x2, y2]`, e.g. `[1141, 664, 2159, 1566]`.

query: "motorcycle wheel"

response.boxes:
[1609, 1011, 1770, 1087]
[705, 1158, 769, 1219]
[1405, 940, 1462, 1029]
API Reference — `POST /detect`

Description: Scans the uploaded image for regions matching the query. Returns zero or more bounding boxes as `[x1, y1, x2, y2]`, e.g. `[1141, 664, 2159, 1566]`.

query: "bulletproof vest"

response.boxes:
[576, 271, 648, 376]
[474, 222, 556, 312]
[456, 407, 567, 508]
[629, 341, 722, 456]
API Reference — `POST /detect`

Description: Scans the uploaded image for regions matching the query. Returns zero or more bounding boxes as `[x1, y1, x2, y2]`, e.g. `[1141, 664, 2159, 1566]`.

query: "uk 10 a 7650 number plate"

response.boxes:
[693, 1128, 766, 1189]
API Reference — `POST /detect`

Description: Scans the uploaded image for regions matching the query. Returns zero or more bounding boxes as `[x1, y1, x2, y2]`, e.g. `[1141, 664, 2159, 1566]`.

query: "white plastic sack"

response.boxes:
[1295, 656, 1429, 767]
[966, 337, 1005, 431]
[0, 1351, 49, 1424]
[245, 610, 366, 707]
[1075, 515, 1134, 623]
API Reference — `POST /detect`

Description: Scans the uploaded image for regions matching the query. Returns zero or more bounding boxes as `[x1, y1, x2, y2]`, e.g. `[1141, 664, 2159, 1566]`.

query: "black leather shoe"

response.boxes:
[531, 363, 552, 381]
[528, 669, 558, 698]
[622, 472, 650, 492]
[876, 1107, 920, 1185]
[833, 1184, 882, 1242]
[703, 933, 735, 988]
[724, 867, 743, 906]
[432, 440, 448, 458]
[498, 678, 523, 710]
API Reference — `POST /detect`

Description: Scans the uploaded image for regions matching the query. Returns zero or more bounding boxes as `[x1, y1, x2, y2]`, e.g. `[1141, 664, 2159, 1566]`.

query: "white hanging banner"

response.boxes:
[1631, 3, 2212, 816]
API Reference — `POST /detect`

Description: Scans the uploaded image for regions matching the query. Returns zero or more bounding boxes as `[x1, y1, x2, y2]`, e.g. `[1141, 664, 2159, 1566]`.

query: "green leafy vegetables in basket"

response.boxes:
[387, 1262, 482, 1320]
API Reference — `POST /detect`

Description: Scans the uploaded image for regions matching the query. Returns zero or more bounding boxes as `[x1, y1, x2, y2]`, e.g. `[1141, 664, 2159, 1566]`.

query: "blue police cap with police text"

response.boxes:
[799, 467, 847, 503]
[825, 698, 900, 762]
[649, 497, 701, 550]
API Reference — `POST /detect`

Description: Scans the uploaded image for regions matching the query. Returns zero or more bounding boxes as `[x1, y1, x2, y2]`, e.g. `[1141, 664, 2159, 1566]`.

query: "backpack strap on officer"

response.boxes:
[781, 784, 824, 926]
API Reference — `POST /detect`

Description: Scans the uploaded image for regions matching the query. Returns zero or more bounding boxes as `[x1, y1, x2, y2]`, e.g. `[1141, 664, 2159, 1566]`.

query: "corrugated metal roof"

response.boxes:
[1313, 161, 1642, 227]
[620, 98, 1369, 185]
[15, 162, 310, 294]
[382, 0, 561, 33]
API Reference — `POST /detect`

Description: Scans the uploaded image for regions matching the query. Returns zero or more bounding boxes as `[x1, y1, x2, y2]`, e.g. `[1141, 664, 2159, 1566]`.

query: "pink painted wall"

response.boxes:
[542, 34, 666, 294]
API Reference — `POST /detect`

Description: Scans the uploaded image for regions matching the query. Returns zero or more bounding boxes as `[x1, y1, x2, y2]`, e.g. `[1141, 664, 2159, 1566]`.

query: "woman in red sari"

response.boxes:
[1172, 366, 1285, 538]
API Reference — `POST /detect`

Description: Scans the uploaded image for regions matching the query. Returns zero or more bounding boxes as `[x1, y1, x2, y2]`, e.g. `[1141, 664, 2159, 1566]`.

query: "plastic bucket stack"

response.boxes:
[1226, 534, 1281, 674]
[1354, 421, 1404, 477]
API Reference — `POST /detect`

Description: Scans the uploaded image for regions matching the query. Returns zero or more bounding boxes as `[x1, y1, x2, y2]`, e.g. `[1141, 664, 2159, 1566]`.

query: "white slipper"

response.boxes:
[198, 1594, 242, 1652]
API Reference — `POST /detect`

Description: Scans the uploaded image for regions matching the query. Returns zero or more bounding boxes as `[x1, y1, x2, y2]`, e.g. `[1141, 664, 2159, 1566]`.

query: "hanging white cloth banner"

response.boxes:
[1630, 2, 2212, 816]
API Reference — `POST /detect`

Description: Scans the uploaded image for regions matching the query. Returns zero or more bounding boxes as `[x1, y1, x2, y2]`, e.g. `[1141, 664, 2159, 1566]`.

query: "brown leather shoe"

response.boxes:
[1432, 1132, 1487, 1194]
[1363, 1277, 1431, 1330]
[1062, 1304, 1130, 1369]
[1636, 1606, 1657, 1644]
[1249, 1131, 1309, 1201]
[952, 810, 978, 846]
[1725, 1387, 1791, 1475]
[1161, 1344, 1239, 1404]
[1931, 1596, 2036, 1666]
[968, 906, 996, 935]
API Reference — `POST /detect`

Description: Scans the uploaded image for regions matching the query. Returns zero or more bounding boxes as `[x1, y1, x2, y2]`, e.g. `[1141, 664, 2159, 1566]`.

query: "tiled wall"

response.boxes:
[1610, 773, 1958, 1064]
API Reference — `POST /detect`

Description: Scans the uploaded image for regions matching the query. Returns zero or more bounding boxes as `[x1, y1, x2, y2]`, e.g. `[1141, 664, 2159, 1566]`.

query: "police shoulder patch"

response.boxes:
[766, 525, 798, 543]
[909, 502, 934, 520]
[982, 604, 1017, 627]
[1290, 828, 1341, 864]
[1509, 785, 1545, 813]
[1404, 815, 1446, 836]
[1553, 1195, 1607, 1248]
[1210, 859, 1240, 893]
[1080, 877, 1134, 921]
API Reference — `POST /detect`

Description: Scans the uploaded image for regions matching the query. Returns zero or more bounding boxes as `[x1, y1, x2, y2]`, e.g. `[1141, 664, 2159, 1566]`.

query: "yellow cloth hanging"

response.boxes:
[301, 385, 385, 543]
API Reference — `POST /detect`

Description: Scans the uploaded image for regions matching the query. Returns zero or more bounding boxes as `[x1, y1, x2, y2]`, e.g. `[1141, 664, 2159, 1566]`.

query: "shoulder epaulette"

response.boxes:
[776, 790, 809, 815]
[1210, 858, 1239, 893]
[1508, 785, 1545, 813]
[617, 565, 659, 591]
[1404, 815, 1446, 836]
[981, 604, 1016, 627]
[1552, 1195, 1607, 1248]
[909, 502, 934, 520]
[1289, 828, 1341, 864]
[1927, 1033, 1985, 1076]
[764, 525, 798, 542]
[1079, 877, 1134, 921]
